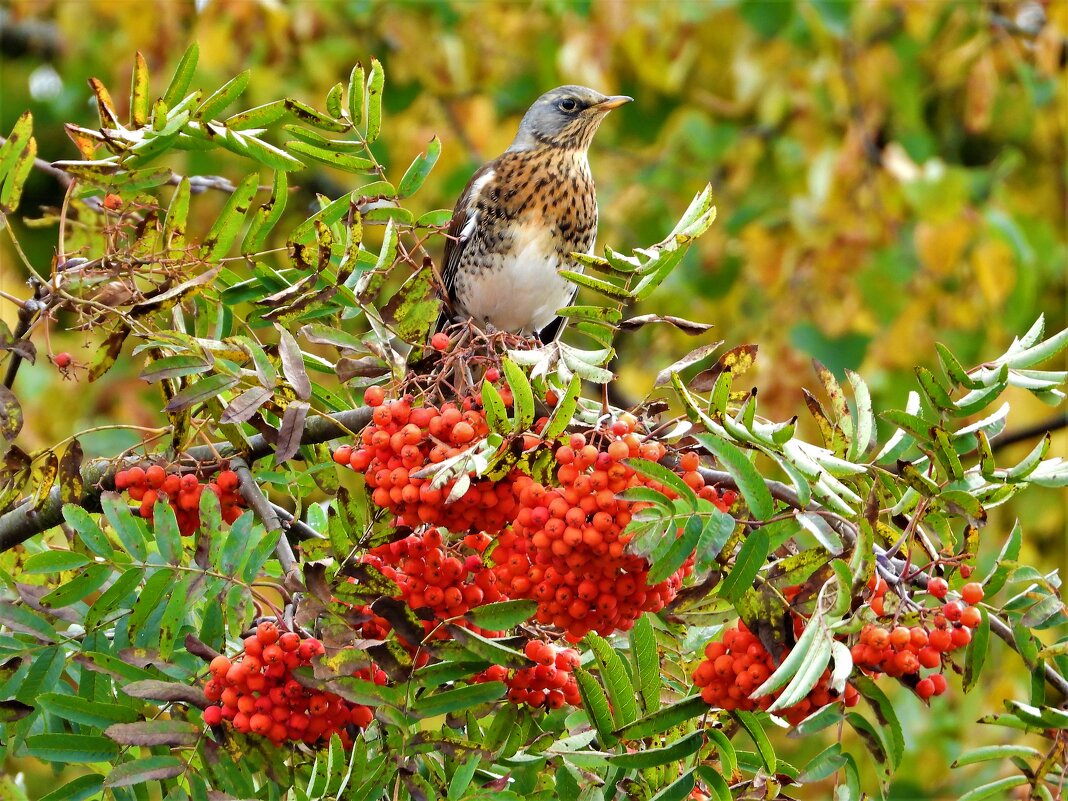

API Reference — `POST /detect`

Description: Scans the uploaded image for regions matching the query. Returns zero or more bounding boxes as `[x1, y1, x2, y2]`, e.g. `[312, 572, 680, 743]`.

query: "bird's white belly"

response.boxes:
[462, 225, 577, 335]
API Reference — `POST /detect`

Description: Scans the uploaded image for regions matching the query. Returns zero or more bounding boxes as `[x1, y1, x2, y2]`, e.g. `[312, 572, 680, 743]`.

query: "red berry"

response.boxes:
[53, 352, 72, 369]
[363, 386, 385, 407]
[145, 465, 166, 489]
[960, 582, 984, 605]
[431, 332, 450, 351]
[927, 577, 949, 599]
[485, 368, 501, 383]
[203, 706, 223, 725]
[915, 678, 935, 700]
[256, 621, 280, 645]
[959, 606, 982, 629]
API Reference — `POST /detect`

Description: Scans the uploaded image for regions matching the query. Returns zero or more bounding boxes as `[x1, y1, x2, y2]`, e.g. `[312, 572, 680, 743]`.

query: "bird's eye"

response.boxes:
[559, 98, 578, 112]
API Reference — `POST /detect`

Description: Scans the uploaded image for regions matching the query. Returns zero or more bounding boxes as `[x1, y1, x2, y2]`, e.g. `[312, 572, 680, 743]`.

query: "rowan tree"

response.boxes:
[0, 49, 1065, 801]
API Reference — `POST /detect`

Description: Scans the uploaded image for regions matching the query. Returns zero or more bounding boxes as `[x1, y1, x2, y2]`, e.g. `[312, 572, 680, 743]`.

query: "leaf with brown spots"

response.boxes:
[690, 344, 759, 391]
[274, 400, 309, 465]
[88, 322, 131, 382]
[653, 341, 724, 387]
[0, 386, 22, 442]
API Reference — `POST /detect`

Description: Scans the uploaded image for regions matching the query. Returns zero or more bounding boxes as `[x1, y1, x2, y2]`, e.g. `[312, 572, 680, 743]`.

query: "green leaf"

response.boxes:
[559, 269, 633, 300]
[125, 568, 173, 643]
[100, 492, 147, 560]
[39, 564, 111, 609]
[129, 51, 150, 127]
[616, 694, 707, 739]
[951, 744, 1042, 768]
[647, 771, 696, 801]
[586, 633, 639, 728]
[62, 505, 113, 559]
[958, 776, 1029, 801]
[365, 57, 385, 142]
[854, 675, 904, 769]
[481, 380, 510, 433]
[85, 566, 143, 630]
[719, 529, 770, 603]
[104, 756, 185, 788]
[286, 140, 374, 172]
[445, 625, 529, 668]
[732, 710, 776, 773]
[542, 374, 582, 440]
[0, 601, 55, 641]
[201, 172, 260, 259]
[244, 170, 289, 253]
[195, 70, 250, 120]
[983, 519, 1021, 595]
[23, 550, 91, 574]
[627, 458, 698, 510]
[629, 615, 661, 714]
[464, 600, 537, 631]
[695, 765, 732, 801]
[139, 353, 213, 384]
[962, 609, 990, 693]
[24, 733, 118, 764]
[398, 136, 441, 197]
[573, 666, 617, 747]
[37, 693, 139, 728]
[152, 497, 182, 566]
[501, 358, 535, 432]
[347, 62, 365, 127]
[411, 681, 504, 718]
[694, 433, 774, 520]
[164, 374, 240, 412]
[162, 44, 199, 108]
[38, 775, 104, 801]
[694, 508, 735, 573]
[648, 515, 703, 585]
[448, 753, 481, 801]
[608, 730, 704, 768]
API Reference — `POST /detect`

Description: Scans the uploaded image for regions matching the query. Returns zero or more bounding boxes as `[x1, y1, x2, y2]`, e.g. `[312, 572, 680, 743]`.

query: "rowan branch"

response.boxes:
[0, 406, 372, 553]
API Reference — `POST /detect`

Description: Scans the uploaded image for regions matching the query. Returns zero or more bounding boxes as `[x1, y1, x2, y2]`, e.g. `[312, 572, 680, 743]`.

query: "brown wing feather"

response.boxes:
[441, 161, 496, 308]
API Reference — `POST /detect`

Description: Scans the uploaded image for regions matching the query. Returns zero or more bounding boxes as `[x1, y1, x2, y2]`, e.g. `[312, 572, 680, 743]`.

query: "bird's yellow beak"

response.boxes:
[595, 95, 633, 111]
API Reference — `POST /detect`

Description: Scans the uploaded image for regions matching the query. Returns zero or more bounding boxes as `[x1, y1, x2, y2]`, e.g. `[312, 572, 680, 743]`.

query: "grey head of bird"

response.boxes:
[507, 85, 632, 153]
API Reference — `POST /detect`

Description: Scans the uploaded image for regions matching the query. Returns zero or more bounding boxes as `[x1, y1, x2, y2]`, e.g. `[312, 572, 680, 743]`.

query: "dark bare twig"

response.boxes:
[2, 289, 45, 390]
[231, 456, 296, 576]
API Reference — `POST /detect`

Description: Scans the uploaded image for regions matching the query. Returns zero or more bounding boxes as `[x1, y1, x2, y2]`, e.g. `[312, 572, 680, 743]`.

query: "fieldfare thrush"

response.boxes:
[438, 85, 631, 341]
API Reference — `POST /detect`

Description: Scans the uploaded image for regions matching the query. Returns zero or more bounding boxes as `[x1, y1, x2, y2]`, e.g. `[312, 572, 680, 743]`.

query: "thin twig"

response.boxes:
[231, 456, 296, 576]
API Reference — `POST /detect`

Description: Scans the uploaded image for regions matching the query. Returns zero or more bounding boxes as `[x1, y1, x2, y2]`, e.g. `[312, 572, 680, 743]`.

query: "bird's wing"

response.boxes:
[441, 162, 497, 306]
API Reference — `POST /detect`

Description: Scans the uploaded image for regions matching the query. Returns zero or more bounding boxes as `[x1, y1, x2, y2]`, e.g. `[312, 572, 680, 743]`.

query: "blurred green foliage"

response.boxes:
[0, 1, 1065, 795]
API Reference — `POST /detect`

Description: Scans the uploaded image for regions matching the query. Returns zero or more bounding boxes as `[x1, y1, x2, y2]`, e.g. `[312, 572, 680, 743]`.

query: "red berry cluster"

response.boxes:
[694, 621, 860, 726]
[473, 639, 582, 710]
[491, 430, 736, 641]
[361, 528, 506, 623]
[114, 465, 245, 536]
[333, 390, 519, 533]
[850, 578, 985, 699]
[202, 622, 379, 748]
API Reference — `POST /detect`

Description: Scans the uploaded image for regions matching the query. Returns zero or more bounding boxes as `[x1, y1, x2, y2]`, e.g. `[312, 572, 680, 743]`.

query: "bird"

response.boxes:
[438, 85, 631, 342]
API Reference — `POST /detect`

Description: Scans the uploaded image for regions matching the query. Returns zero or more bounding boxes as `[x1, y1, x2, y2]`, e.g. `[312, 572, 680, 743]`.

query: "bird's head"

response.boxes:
[509, 85, 632, 152]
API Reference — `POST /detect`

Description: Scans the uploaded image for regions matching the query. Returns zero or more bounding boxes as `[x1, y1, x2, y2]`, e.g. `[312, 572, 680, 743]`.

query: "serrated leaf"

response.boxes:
[648, 515, 703, 584]
[719, 529, 770, 603]
[411, 681, 504, 718]
[164, 374, 239, 412]
[608, 730, 704, 768]
[37, 693, 139, 728]
[398, 136, 441, 197]
[629, 615, 660, 714]
[100, 492, 147, 560]
[627, 458, 697, 510]
[616, 694, 707, 739]
[365, 58, 385, 141]
[501, 358, 535, 432]
[24, 733, 118, 764]
[105, 720, 200, 746]
[733, 710, 776, 773]
[162, 44, 199, 108]
[573, 666, 617, 747]
[586, 633, 639, 728]
[23, 549, 91, 574]
[105, 756, 185, 788]
[201, 172, 260, 259]
[464, 600, 537, 631]
[694, 434, 774, 520]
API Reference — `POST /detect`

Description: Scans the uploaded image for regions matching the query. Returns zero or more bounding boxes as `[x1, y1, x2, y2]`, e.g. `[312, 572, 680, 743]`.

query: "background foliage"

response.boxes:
[0, 1, 1065, 799]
